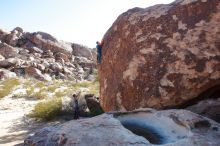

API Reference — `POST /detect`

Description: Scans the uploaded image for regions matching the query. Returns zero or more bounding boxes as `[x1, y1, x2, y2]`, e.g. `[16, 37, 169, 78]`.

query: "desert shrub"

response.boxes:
[88, 79, 99, 95]
[47, 84, 59, 92]
[30, 98, 62, 121]
[26, 86, 35, 97]
[88, 69, 99, 95]
[93, 69, 99, 82]
[34, 81, 46, 89]
[0, 78, 20, 98]
[68, 79, 99, 96]
[70, 81, 90, 89]
[23, 79, 49, 99]
[0, 75, 100, 99]
[31, 90, 48, 99]
[54, 90, 70, 98]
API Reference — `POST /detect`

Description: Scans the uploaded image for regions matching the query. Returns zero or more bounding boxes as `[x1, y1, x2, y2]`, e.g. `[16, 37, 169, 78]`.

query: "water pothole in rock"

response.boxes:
[114, 112, 189, 145]
[120, 120, 165, 144]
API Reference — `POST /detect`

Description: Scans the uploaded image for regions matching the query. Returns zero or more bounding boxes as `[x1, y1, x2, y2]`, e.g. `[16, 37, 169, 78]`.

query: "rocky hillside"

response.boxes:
[99, 0, 220, 111]
[0, 27, 96, 81]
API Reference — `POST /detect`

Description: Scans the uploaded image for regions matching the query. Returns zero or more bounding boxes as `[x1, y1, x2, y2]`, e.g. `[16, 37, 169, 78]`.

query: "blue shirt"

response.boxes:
[96, 44, 102, 55]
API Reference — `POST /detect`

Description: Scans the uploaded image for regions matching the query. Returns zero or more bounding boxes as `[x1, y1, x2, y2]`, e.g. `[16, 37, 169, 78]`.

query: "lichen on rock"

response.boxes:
[99, 0, 220, 111]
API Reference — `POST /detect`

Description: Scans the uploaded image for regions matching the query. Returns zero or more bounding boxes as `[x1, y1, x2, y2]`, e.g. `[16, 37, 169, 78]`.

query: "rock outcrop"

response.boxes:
[85, 94, 104, 116]
[0, 43, 18, 58]
[99, 0, 220, 111]
[186, 97, 220, 123]
[0, 27, 97, 81]
[24, 109, 220, 146]
[0, 68, 16, 79]
[23, 32, 72, 58]
[72, 43, 97, 62]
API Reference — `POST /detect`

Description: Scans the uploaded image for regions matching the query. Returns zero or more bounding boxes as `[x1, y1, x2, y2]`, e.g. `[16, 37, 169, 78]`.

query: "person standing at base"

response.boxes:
[72, 94, 79, 120]
[96, 40, 104, 64]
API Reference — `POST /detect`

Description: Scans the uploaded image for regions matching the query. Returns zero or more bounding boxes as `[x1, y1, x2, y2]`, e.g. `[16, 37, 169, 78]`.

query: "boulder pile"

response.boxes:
[0, 27, 97, 81]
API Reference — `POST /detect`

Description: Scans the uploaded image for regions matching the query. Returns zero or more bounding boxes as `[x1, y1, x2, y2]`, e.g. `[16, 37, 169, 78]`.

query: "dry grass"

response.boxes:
[0, 75, 99, 99]
[0, 78, 20, 98]
[0, 71, 100, 120]
[29, 98, 62, 121]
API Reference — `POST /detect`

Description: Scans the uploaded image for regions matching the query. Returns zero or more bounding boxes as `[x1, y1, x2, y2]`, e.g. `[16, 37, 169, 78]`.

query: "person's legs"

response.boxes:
[100, 53, 102, 63]
[74, 110, 77, 119]
[76, 110, 79, 119]
[97, 54, 101, 64]
[75, 108, 79, 119]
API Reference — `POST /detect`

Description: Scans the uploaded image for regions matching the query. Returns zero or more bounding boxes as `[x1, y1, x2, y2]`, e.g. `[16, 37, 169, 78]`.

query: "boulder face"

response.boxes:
[99, 0, 220, 111]
[24, 67, 52, 81]
[72, 43, 97, 62]
[0, 43, 18, 58]
[0, 69, 16, 79]
[24, 109, 220, 146]
[24, 32, 73, 58]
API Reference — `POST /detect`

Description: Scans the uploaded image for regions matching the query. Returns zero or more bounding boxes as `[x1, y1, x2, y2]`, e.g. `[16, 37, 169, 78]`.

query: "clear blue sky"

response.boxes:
[0, 0, 174, 48]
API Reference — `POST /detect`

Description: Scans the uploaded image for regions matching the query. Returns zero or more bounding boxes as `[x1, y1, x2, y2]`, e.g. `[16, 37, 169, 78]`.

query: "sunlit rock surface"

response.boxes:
[99, 0, 220, 111]
[24, 109, 220, 146]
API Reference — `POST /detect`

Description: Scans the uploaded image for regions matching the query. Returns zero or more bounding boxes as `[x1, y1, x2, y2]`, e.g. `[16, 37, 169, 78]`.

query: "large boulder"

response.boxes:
[0, 28, 10, 41]
[0, 54, 5, 61]
[0, 69, 16, 79]
[4, 32, 19, 47]
[99, 0, 220, 111]
[18, 47, 30, 56]
[50, 62, 64, 73]
[54, 52, 69, 62]
[74, 56, 96, 69]
[85, 94, 104, 116]
[0, 58, 21, 68]
[24, 32, 72, 57]
[2, 27, 23, 46]
[186, 97, 220, 123]
[28, 46, 43, 54]
[24, 67, 51, 81]
[12, 27, 23, 34]
[72, 43, 96, 61]
[0, 43, 18, 58]
[24, 109, 220, 146]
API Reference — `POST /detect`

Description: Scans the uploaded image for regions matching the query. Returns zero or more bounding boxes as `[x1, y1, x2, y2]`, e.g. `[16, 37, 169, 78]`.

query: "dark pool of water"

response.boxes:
[121, 121, 167, 144]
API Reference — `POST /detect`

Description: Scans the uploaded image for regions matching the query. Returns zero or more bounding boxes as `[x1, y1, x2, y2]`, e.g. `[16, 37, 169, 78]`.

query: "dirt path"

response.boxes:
[0, 96, 45, 146]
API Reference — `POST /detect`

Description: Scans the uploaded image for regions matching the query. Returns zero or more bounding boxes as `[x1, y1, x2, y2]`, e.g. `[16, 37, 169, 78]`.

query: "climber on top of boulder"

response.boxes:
[96, 40, 104, 64]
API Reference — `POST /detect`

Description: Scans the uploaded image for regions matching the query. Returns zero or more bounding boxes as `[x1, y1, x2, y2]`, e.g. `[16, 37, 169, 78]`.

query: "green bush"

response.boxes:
[71, 81, 90, 89]
[0, 74, 100, 99]
[47, 84, 59, 92]
[0, 78, 20, 98]
[31, 91, 48, 99]
[35, 81, 46, 89]
[93, 69, 99, 82]
[54, 90, 69, 98]
[30, 98, 62, 121]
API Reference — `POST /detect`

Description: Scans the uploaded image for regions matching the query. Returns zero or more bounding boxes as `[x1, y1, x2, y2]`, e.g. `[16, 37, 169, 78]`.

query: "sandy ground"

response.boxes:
[0, 96, 45, 146]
